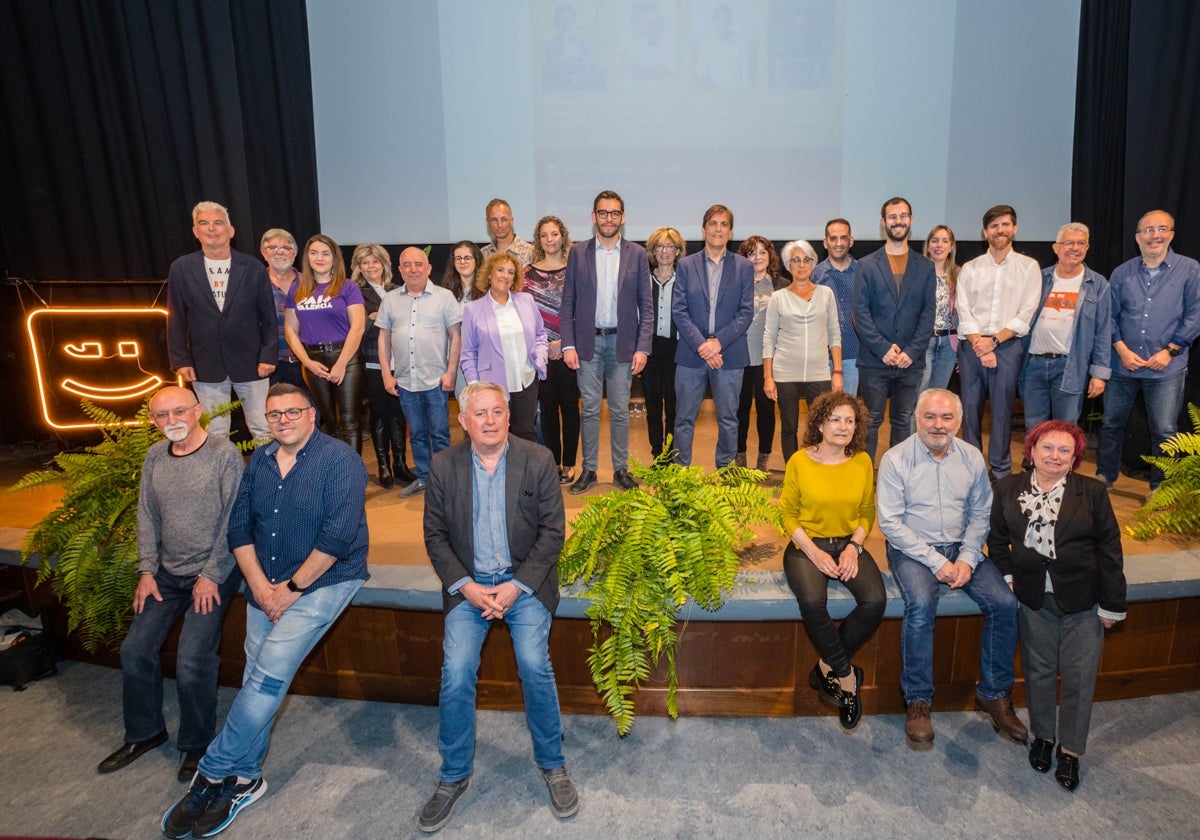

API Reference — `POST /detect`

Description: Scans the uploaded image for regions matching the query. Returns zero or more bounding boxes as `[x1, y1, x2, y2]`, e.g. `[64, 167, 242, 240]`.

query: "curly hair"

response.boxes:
[801, 391, 868, 457]
[1023, 420, 1087, 471]
[646, 226, 686, 269]
[474, 251, 524, 299]
[738, 235, 781, 279]
[531, 216, 572, 263]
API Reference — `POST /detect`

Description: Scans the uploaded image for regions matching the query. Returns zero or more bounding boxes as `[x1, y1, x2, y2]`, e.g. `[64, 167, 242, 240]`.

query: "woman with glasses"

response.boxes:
[523, 216, 580, 483]
[440, 240, 484, 303]
[763, 239, 842, 464]
[642, 226, 686, 460]
[284, 234, 366, 453]
[736, 235, 785, 471]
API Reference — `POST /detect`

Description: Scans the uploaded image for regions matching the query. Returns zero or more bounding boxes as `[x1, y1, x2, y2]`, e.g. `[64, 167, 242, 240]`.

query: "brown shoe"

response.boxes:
[975, 692, 1029, 744]
[905, 700, 934, 743]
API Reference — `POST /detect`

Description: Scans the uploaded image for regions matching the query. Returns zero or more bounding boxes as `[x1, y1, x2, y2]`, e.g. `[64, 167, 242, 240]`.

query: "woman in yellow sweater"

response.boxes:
[780, 391, 887, 730]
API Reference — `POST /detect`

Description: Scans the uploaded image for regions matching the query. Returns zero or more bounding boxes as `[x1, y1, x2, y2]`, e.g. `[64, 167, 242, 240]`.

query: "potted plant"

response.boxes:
[1128, 403, 1200, 540]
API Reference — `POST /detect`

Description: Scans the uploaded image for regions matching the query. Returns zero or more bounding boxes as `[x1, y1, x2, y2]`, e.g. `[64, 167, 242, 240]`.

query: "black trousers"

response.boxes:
[303, 349, 365, 453]
[737, 363, 775, 455]
[508, 379, 540, 443]
[775, 380, 832, 465]
[538, 358, 579, 467]
[642, 335, 678, 458]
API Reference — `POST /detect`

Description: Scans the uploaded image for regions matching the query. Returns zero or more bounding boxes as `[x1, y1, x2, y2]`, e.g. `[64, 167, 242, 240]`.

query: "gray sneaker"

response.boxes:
[756, 452, 772, 471]
[399, 478, 426, 498]
[541, 766, 579, 819]
[734, 451, 747, 467]
[419, 777, 471, 833]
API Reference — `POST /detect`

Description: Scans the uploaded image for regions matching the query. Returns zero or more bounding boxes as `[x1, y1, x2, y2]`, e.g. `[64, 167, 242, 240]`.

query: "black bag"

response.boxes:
[0, 626, 58, 690]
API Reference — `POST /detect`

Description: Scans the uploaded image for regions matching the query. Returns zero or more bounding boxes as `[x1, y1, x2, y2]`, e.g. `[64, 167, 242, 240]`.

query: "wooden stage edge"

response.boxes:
[2, 564, 1197, 719]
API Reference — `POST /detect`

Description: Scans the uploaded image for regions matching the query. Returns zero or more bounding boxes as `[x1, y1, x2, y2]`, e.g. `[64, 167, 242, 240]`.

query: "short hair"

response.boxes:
[1023, 420, 1087, 471]
[149, 386, 198, 409]
[474, 252, 524, 298]
[296, 233, 348, 302]
[531, 215, 573, 263]
[459, 381, 509, 415]
[915, 387, 962, 418]
[738, 235, 781, 278]
[485, 198, 511, 217]
[646, 226, 687, 268]
[983, 204, 1017, 228]
[192, 201, 230, 224]
[439, 240, 485, 291]
[350, 243, 395, 291]
[1055, 222, 1090, 242]
[1136, 209, 1175, 231]
[824, 218, 852, 238]
[802, 391, 869, 457]
[703, 204, 733, 228]
[259, 228, 296, 250]
[266, 382, 313, 405]
[593, 189, 624, 212]
[880, 197, 911, 219]
[780, 239, 817, 269]
[921, 225, 959, 291]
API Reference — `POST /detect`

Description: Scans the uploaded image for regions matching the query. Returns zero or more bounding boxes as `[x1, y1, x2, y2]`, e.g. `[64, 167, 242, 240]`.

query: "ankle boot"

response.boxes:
[372, 417, 394, 489]
[389, 415, 418, 485]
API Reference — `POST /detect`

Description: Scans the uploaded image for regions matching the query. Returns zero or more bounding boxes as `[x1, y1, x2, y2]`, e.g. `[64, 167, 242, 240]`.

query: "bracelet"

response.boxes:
[832, 369, 843, 375]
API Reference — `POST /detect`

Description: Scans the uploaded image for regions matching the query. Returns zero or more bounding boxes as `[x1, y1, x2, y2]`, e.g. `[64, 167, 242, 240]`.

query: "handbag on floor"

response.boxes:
[0, 626, 58, 691]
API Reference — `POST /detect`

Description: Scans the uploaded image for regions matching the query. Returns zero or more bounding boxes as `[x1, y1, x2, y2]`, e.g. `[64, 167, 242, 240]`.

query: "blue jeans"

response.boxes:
[886, 544, 1018, 705]
[576, 333, 632, 473]
[120, 567, 241, 749]
[438, 571, 564, 782]
[673, 363, 743, 467]
[193, 377, 270, 442]
[1020, 354, 1084, 431]
[198, 579, 363, 780]
[918, 335, 956, 393]
[1097, 371, 1186, 489]
[841, 359, 859, 399]
[858, 365, 923, 462]
[397, 386, 451, 481]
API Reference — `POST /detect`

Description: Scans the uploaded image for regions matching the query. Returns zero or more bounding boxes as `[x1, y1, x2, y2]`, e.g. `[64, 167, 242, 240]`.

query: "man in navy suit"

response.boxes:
[852, 197, 937, 461]
[560, 190, 653, 493]
[671, 204, 754, 467]
[166, 201, 277, 441]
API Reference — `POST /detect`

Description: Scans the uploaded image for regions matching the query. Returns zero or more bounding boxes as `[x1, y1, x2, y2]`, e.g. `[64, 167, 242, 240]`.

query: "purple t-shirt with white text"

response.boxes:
[286, 281, 364, 345]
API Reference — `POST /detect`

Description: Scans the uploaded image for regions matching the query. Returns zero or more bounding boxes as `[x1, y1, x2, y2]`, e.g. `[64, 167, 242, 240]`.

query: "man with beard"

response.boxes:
[813, 218, 860, 398]
[98, 386, 244, 782]
[955, 204, 1042, 480]
[852, 198, 936, 460]
[481, 198, 534, 270]
[259, 228, 307, 390]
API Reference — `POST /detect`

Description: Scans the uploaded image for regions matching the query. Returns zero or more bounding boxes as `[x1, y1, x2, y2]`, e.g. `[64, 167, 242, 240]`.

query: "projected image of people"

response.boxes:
[541, 1, 605, 90]
[768, 0, 835, 89]
[693, 3, 755, 89]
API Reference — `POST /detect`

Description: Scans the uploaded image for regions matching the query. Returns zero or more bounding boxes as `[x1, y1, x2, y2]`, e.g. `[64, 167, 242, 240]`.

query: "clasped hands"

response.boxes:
[807, 545, 860, 582]
[461, 580, 521, 620]
[881, 343, 914, 368]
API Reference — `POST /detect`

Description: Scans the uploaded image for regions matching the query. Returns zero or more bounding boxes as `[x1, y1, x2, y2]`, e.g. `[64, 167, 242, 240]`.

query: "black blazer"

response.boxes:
[166, 250, 276, 382]
[988, 471, 1126, 614]
[852, 247, 937, 370]
[423, 436, 565, 614]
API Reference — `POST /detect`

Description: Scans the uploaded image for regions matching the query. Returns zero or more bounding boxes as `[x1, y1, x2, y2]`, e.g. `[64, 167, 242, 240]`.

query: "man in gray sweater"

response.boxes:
[97, 386, 245, 782]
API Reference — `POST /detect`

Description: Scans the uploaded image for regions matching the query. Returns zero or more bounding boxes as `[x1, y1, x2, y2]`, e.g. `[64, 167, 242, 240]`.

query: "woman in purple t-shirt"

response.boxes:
[284, 234, 367, 452]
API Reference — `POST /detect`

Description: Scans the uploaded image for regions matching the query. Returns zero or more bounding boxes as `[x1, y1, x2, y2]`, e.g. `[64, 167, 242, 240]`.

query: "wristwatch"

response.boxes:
[848, 541, 864, 556]
[1167, 344, 1181, 358]
[286, 578, 308, 594]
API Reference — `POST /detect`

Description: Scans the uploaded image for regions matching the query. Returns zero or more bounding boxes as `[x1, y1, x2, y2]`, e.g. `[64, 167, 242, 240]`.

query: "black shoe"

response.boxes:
[395, 459, 418, 486]
[613, 468, 639, 491]
[569, 470, 598, 495]
[162, 773, 223, 839]
[178, 748, 205, 783]
[97, 729, 168, 774]
[838, 664, 864, 730]
[808, 663, 846, 708]
[377, 463, 395, 489]
[419, 777, 472, 833]
[559, 467, 576, 485]
[542, 766, 580, 819]
[1028, 738, 1054, 773]
[193, 776, 267, 838]
[1054, 745, 1081, 791]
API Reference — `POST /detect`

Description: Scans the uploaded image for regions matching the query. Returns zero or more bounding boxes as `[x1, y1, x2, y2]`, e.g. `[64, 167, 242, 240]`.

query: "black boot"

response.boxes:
[372, 417, 394, 489]
[390, 415, 418, 486]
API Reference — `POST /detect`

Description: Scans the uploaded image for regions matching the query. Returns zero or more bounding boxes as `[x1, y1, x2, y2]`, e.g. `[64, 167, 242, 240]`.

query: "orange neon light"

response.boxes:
[25, 306, 182, 431]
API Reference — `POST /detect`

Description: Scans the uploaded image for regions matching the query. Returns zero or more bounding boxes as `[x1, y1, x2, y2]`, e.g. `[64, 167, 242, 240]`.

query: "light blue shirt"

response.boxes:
[594, 238, 621, 328]
[705, 253, 725, 335]
[876, 434, 992, 571]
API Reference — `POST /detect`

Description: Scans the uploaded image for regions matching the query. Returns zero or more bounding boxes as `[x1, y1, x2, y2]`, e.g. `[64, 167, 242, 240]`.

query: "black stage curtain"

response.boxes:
[0, 0, 320, 282]
[1073, 0, 1200, 274]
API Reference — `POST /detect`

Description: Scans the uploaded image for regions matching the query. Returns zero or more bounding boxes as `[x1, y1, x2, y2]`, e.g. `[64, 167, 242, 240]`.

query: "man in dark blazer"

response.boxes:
[852, 196, 936, 461]
[420, 381, 577, 832]
[671, 203, 754, 467]
[560, 189, 653, 493]
[166, 201, 278, 441]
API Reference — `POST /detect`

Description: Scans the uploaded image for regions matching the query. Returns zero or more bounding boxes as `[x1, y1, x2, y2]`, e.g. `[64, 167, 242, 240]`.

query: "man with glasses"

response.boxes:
[955, 204, 1042, 481]
[813, 218, 861, 398]
[1020, 223, 1111, 430]
[1097, 210, 1200, 493]
[163, 383, 369, 839]
[98, 386, 243, 783]
[560, 189, 653, 492]
[852, 197, 936, 461]
[167, 201, 277, 442]
[259, 228, 307, 390]
[481, 197, 534, 270]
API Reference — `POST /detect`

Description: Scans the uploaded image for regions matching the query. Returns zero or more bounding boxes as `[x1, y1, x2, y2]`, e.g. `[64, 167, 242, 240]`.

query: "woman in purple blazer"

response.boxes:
[460, 252, 548, 442]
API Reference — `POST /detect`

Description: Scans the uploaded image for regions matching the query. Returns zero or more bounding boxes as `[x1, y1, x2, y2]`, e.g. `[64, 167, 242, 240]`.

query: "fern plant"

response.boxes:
[559, 449, 783, 735]
[7, 398, 246, 652]
[1128, 403, 1200, 540]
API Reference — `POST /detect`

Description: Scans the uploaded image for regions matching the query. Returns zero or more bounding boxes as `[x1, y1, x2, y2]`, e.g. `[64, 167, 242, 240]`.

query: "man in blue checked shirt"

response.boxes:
[162, 382, 369, 840]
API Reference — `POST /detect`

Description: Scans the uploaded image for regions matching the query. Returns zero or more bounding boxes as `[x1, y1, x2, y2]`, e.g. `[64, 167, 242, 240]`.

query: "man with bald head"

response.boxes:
[377, 247, 463, 496]
[1098, 210, 1200, 492]
[98, 386, 244, 782]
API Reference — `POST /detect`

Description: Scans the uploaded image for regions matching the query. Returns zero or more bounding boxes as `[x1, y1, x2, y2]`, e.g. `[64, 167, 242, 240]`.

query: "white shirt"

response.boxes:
[955, 250, 1041, 337]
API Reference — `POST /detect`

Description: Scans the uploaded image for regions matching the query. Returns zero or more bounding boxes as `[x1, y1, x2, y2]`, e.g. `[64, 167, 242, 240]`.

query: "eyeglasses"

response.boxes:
[150, 406, 195, 422]
[884, 213, 912, 223]
[265, 407, 311, 423]
[789, 256, 814, 265]
[265, 245, 294, 254]
[453, 255, 475, 263]
[654, 244, 678, 251]
[1138, 225, 1173, 236]
[1056, 240, 1089, 248]
[594, 210, 624, 220]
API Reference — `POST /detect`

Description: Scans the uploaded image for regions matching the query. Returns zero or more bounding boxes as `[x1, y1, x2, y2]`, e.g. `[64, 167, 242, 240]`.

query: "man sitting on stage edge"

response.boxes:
[98, 386, 243, 782]
[420, 381, 578, 832]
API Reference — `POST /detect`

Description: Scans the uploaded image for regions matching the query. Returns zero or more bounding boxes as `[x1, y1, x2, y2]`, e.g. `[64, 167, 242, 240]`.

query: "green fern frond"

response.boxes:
[1129, 404, 1200, 540]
